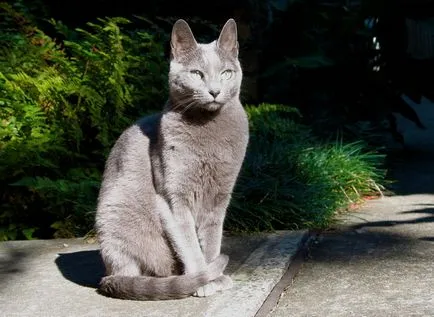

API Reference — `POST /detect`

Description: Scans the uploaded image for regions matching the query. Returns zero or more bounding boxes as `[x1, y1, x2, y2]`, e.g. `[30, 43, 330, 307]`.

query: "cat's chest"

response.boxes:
[160, 110, 248, 185]
[165, 127, 240, 169]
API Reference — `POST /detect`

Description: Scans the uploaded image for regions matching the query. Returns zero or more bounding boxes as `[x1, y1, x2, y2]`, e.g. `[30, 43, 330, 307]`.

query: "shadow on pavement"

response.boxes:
[351, 207, 434, 230]
[401, 207, 434, 214]
[55, 250, 105, 288]
[0, 248, 29, 288]
[420, 236, 434, 242]
[307, 228, 429, 265]
[308, 206, 434, 264]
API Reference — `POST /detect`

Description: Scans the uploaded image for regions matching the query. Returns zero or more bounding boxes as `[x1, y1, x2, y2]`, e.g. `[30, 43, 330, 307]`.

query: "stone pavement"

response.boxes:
[269, 193, 434, 317]
[269, 96, 434, 317]
[0, 231, 306, 317]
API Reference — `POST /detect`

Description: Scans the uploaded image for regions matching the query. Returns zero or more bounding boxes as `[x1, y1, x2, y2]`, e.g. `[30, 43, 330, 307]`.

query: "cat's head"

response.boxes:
[168, 19, 242, 112]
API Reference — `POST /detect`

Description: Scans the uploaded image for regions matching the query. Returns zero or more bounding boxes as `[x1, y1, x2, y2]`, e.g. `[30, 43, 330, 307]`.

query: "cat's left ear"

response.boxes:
[171, 19, 198, 60]
[217, 19, 239, 57]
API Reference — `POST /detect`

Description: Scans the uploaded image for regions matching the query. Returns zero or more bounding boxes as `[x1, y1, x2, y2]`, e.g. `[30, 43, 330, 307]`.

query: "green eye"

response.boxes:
[221, 69, 233, 80]
[190, 70, 204, 79]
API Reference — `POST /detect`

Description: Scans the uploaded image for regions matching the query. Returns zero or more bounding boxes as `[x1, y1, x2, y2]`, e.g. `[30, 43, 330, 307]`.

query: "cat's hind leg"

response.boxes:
[100, 246, 142, 277]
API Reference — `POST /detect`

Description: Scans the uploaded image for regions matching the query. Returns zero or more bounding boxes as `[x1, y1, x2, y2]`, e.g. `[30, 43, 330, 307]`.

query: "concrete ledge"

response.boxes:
[0, 231, 307, 317]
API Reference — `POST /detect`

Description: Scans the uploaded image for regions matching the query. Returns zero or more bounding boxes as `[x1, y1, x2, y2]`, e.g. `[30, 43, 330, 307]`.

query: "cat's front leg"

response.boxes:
[197, 211, 225, 263]
[175, 207, 208, 274]
[157, 195, 208, 274]
[197, 193, 232, 263]
[193, 206, 234, 297]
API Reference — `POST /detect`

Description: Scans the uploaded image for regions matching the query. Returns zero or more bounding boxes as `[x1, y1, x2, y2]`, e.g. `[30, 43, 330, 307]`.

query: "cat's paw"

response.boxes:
[213, 274, 233, 291]
[206, 254, 229, 280]
[193, 281, 218, 297]
[192, 275, 233, 297]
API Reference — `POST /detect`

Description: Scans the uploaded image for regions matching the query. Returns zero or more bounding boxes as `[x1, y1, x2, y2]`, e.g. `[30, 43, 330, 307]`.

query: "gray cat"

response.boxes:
[95, 18, 249, 300]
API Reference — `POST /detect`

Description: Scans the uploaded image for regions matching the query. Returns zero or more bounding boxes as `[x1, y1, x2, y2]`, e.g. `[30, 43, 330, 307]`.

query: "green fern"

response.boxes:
[0, 5, 167, 240]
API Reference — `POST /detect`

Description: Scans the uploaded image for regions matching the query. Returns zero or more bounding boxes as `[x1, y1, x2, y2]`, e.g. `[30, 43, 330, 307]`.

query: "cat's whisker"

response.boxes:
[180, 100, 198, 114]
[173, 101, 190, 111]
[173, 95, 195, 111]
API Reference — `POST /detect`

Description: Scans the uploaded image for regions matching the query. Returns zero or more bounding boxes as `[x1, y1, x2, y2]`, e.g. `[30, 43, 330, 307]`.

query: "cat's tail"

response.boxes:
[98, 254, 229, 300]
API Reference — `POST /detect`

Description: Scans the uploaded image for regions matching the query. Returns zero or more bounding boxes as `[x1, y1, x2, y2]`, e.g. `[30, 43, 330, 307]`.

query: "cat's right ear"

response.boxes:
[170, 19, 197, 60]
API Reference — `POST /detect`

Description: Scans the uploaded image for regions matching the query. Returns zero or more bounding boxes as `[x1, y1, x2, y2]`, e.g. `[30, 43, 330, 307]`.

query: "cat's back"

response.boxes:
[100, 113, 162, 188]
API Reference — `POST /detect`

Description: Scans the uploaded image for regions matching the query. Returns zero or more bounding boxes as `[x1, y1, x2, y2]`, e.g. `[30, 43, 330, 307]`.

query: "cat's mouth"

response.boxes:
[203, 101, 224, 111]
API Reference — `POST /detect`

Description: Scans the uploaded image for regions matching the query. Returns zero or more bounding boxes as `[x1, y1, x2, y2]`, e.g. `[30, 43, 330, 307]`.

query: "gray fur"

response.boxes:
[95, 18, 249, 300]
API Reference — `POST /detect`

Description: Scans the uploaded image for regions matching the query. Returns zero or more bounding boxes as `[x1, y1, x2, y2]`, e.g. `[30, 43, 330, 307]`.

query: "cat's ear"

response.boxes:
[171, 19, 197, 59]
[217, 19, 239, 57]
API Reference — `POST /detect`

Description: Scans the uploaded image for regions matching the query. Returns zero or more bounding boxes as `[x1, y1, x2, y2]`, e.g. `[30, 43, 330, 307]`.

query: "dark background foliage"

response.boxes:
[15, 0, 434, 131]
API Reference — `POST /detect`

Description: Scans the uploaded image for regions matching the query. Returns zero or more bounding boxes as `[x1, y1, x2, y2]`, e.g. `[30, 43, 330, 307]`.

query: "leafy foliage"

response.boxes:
[226, 103, 386, 232]
[0, 4, 167, 240]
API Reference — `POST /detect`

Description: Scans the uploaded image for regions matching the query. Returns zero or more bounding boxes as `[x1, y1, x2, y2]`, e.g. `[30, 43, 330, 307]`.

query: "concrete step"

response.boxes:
[0, 231, 307, 317]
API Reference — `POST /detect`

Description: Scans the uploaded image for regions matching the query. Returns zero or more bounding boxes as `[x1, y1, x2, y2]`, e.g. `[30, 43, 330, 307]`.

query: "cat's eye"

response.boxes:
[221, 69, 233, 80]
[190, 70, 204, 80]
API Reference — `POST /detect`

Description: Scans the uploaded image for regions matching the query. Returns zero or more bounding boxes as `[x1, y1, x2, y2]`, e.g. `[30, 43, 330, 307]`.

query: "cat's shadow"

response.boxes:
[55, 250, 105, 289]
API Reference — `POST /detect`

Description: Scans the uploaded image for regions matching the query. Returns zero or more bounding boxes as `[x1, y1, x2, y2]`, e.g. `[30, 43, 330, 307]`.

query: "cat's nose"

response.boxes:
[209, 89, 221, 98]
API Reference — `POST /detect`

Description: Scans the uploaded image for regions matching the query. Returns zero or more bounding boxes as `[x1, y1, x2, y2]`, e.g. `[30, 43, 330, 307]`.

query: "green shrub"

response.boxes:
[0, 4, 167, 240]
[226, 103, 386, 232]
